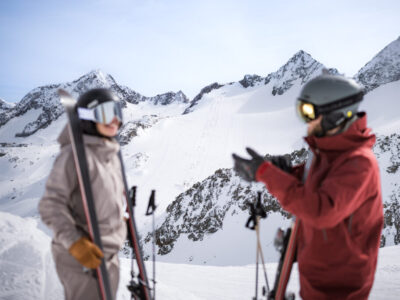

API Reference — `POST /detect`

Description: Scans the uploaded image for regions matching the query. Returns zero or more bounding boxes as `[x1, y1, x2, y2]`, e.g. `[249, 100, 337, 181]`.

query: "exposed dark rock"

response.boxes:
[382, 185, 400, 246]
[374, 133, 400, 247]
[147, 148, 308, 255]
[183, 82, 224, 114]
[374, 133, 400, 175]
[239, 74, 263, 88]
[0, 98, 13, 111]
[148, 91, 189, 105]
[0, 143, 28, 147]
[149, 132, 400, 256]
[118, 115, 159, 146]
[267, 51, 339, 96]
[355, 36, 400, 93]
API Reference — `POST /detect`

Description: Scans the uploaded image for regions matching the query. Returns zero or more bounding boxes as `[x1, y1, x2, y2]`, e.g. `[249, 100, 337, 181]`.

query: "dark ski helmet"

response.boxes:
[296, 74, 364, 132]
[76, 88, 122, 137]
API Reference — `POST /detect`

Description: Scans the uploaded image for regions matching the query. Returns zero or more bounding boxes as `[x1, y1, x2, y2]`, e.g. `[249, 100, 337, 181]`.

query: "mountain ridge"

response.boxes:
[2, 36, 400, 134]
[355, 36, 400, 92]
[0, 70, 189, 137]
[185, 36, 400, 113]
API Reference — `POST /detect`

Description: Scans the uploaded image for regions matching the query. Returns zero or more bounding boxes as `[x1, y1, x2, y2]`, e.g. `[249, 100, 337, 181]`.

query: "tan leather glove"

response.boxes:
[68, 237, 104, 269]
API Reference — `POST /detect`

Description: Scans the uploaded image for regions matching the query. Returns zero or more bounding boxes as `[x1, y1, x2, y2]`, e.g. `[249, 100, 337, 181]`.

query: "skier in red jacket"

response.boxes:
[233, 74, 383, 300]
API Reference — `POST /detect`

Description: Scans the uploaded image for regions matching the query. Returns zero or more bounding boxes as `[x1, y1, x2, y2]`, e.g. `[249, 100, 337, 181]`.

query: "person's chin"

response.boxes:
[308, 128, 323, 137]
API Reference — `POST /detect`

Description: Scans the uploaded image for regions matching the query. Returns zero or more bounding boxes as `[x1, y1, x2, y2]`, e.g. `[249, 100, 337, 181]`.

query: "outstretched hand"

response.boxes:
[232, 147, 265, 182]
[269, 155, 293, 173]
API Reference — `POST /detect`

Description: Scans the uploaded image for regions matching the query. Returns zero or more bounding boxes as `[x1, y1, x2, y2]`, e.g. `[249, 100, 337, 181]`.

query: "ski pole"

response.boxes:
[256, 216, 270, 295]
[246, 192, 269, 300]
[146, 190, 157, 300]
[254, 216, 260, 300]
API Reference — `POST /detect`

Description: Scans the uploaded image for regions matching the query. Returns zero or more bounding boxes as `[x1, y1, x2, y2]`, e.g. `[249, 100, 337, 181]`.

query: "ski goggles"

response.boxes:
[296, 100, 317, 123]
[296, 91, 364, 123]
[77, 101, 123, 124]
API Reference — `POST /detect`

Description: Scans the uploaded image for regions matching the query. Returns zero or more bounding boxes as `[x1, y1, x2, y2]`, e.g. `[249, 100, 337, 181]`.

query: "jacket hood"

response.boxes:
[58, 124, 120, 160]
[305, 112, 375, 152]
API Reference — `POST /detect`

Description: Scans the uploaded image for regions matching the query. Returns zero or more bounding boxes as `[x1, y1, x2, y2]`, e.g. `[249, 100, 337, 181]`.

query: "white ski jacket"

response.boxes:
[39, 125, 127, 256]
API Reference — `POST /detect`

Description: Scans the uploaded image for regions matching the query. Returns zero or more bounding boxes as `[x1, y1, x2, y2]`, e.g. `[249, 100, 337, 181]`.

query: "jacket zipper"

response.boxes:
[348, 213, 354, 235]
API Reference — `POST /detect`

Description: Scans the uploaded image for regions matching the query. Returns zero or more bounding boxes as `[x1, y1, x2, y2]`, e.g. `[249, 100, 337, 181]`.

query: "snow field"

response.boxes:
[1, 76, 400, 266]
[1, 211, 399, 299]
[0, 212, 63, 299]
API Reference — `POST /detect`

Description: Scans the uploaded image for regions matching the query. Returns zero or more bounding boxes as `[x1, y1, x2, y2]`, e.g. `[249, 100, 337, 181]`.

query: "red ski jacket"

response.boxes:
[256, 113, 383, 300]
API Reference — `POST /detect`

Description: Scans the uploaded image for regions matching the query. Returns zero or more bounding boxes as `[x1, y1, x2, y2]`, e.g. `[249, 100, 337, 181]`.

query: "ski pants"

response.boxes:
[52, 241, 120, 300]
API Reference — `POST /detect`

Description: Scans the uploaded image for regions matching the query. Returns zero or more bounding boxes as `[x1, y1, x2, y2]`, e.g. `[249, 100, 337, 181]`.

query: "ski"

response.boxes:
[269, 150, 312, 299]
[268, 218, 300, 300]
[117, 150, 151, 300]
[58, 89, 113, 300]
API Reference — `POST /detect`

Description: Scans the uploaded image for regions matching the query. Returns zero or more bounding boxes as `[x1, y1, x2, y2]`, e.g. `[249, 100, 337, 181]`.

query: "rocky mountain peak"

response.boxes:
[0, 70, 188, 138]
[355, 36, 400, 92]
[148, 90, 190, 105]
[265, 50, 338, 96]
[186, 51, 340, 114]
[0, 98, 13, 111]
[273, 50, 320, 79]
[73, 69, 116, 88]
[239, 74, 264, 88]
[290, 50, 314, 64]
[236, 51, 338, 95]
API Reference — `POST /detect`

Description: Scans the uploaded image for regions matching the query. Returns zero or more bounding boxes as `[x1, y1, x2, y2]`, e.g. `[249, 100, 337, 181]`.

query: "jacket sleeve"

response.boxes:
[291, 163, 305, 181]
[256, 155, 375, 229]
[38, 147, 81, 250]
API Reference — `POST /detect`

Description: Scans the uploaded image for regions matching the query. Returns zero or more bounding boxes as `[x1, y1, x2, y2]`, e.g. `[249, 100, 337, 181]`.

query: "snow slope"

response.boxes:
[1, 211, 399, 300]
[0, 212, 62, 299]
[356, 36, 400, 92]
[0, 39, 400, 267]
[137, 74, 400, 265]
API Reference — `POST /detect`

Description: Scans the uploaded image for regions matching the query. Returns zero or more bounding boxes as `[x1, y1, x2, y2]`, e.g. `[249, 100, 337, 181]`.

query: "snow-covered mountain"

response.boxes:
[184, 50, 338, 114]
[0, 98, 14, 111]
[0, 70, 188, 138]
[148, 149, 306, 264]
[150, 131, 400, 265]
[263, 50, 339, 96]
[356, 36, 400, 92]
[1, 36, 400, 268]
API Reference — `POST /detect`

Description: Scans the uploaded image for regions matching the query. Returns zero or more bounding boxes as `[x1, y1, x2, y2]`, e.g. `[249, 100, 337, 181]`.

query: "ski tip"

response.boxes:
[58, 89, 76, 106]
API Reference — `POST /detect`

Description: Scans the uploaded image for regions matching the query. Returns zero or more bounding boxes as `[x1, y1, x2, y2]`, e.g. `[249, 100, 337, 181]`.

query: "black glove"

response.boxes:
[232, 148, 265, 182]
[269, 155, 292, 173]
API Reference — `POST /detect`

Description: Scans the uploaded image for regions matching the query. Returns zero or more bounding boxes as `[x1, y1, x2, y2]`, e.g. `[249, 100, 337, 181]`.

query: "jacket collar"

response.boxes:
[305, 113, 375, 153]
[58, 125, 120, 159]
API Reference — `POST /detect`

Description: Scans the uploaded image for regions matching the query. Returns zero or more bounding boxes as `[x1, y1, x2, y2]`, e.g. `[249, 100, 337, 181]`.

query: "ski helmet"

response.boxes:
[296, 74, 364, 132]
[76, 88, 123, 137]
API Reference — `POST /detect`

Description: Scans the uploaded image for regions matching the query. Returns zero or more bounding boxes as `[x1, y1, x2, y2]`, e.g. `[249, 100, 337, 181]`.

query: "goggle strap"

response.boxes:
[317, 92, 364, 114]
[77, 107, 96, 121]
[298, 92, 363, 116]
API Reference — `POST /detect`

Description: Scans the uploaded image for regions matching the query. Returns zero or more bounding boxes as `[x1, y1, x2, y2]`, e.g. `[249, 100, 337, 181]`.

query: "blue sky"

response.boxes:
[0, 0, 399, 102]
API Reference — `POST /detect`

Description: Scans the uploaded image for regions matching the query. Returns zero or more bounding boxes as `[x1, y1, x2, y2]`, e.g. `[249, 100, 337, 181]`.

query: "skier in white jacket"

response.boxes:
[39, 88, 126, 300]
